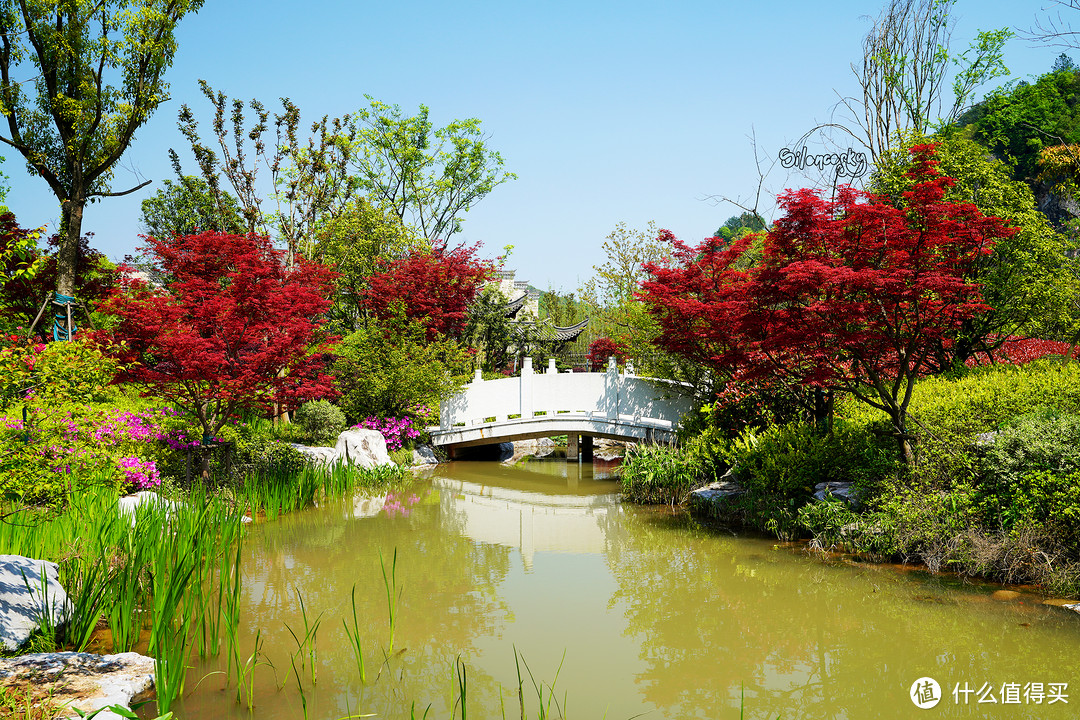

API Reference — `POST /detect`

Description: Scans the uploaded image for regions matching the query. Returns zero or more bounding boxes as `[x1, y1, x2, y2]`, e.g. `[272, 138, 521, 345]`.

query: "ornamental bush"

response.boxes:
[333, 313, 470, 420]
[0, 335, 119, 409]
[0, 403, 174, 504]
[719, 421, 898, 538]
[295, 399, 346, 445]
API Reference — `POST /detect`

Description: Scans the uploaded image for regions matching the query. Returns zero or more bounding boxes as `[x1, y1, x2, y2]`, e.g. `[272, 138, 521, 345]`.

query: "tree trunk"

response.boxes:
[891, 409, 917, 466]
[56, 199, 83, 298]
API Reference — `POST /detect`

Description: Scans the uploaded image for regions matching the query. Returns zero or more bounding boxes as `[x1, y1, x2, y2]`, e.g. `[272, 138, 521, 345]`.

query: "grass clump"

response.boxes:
[620, 443, 702, 505]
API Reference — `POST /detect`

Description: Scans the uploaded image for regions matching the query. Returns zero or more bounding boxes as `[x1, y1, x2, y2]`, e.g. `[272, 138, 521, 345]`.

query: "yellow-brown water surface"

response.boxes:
[172, 459, 1080, 719]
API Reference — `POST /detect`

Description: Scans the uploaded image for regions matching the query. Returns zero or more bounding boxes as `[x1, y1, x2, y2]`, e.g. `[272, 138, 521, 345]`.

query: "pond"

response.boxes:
[172, 458, 1080, 720]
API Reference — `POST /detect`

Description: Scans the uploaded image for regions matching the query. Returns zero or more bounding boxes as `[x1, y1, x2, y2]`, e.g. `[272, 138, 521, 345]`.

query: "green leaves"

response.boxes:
[353, 97, 516, 241]
[0, 0, 203, 295]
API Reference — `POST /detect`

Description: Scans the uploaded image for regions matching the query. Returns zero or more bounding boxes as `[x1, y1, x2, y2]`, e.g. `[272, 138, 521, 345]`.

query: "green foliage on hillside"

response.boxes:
[960, 68, 1080, 181]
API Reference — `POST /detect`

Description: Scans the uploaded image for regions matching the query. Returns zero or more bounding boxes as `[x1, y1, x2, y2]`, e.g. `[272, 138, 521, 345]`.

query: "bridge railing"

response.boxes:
[435, 357, 696, 432]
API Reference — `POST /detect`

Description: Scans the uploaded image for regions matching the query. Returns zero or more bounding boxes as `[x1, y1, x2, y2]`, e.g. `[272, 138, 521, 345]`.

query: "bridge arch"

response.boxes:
[428, 357, 697, 458]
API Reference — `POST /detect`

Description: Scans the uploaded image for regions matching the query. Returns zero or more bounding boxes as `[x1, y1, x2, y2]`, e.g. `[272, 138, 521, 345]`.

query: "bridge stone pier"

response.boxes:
[428, 357, 696, 458]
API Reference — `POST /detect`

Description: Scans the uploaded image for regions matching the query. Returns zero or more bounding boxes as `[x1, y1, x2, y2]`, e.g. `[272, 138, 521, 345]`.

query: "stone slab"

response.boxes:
[0, 651, 154, 719]
[0, 555, 72, 651]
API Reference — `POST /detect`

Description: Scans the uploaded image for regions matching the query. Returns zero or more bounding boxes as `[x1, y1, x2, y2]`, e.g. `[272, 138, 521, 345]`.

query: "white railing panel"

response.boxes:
[440, 375, 520, 428]
[532, 372, 608, 416]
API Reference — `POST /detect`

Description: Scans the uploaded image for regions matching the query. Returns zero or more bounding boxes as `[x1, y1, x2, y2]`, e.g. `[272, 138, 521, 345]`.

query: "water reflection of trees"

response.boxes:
[605, 511, 1080, 720]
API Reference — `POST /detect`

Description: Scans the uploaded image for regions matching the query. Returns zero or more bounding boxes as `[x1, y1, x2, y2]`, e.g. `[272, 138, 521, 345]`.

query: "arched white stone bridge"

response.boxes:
[428, 357, 697, 459]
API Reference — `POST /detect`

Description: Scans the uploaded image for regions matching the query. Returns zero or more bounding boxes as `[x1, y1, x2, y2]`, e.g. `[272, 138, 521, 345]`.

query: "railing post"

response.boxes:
[547, 358, 557, 374]
[605, 356, 619, 419]
[520, 356, 533, 419]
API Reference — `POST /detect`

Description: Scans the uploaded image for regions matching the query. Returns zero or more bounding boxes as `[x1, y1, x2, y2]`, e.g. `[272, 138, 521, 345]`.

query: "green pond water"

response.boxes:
[171, 459, 1080, 720]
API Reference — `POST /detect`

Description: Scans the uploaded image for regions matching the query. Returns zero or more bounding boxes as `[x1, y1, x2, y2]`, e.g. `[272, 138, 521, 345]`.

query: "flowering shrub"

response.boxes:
[354, 415, 422, 451]
[0, 404, 184, 501]
[118, 456, 161, 489]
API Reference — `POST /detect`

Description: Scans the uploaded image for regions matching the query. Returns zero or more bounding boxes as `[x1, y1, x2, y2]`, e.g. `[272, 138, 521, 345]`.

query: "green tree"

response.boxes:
[871, 130, 1078, 361]
[714, 212, 766, 241]
[139, 175, 245, 239]
[0, 0, 204, 301]
[0, 153, 9, 214]
[333, 311, 471, 420]
[579, 221, 672, 372]
[961, 68, 1080, 181]
[352, 98, 516, 241]
[463, 285, 518, 373]
[174, 80, 361, 265]
[312, 199, 423, 331]
[837, 0, 1010, 161]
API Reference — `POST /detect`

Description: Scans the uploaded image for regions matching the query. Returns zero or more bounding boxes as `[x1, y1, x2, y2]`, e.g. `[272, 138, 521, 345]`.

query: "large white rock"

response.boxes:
[0, 555, 72, 651]
[286, 442, 340, 466]
[0, 651, 154, 719]
[334, 428, 396, 469]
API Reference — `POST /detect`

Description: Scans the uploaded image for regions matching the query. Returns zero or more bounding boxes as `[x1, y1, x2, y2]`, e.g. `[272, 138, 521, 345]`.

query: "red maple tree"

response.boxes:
[360, 241, 494, 341]
[102, 231, 339, 443]
[640, 145, 1016, 462]
[586, 336, 626, 371]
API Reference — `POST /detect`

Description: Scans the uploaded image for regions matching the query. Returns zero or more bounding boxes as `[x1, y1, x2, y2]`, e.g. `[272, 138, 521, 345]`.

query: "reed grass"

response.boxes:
[343, 584, 367, 683]
[0, 460, 430, 719]
[380, 548, 399, 654]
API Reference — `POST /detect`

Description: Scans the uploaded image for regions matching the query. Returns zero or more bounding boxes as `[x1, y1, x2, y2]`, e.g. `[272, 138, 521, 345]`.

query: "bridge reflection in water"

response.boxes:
[432, 458, 623, 571]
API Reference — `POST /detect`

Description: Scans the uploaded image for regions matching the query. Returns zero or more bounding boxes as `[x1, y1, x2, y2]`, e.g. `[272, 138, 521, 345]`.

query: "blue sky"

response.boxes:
[1, 0, 1071, 292]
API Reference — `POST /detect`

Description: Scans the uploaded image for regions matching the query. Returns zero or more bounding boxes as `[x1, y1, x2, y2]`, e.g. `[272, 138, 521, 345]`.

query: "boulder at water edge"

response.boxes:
[0, 555, 72, 651]
[412, 445, 439, 466]
[0, 651, 154, 720]
[335, 428, 395, 469]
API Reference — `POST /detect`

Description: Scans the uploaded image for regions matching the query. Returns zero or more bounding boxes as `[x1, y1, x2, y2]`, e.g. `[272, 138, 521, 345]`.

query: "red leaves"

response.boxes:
[360, 241, 494, 341]
[640, 144, 1017, 406]
[102, 231, 339, 437]
[586, 337, 627, 371]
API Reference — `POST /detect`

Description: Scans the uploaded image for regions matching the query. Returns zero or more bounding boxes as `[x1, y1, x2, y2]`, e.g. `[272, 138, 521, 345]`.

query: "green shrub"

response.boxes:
[620, 443, 702, 505]
[333, 314, 470, 421]
[980, 409, 1080, 486]
[719, 421, 898, 537]
[0, 336, 119, 410]
[838, 359, 1080, 483]
[294, 399, 346, 444]
[221, 422, 307, 478]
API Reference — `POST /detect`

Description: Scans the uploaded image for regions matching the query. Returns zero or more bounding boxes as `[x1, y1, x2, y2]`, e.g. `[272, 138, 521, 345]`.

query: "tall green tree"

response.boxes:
[352, 98, 516, 241]
[579, 221, 672, 370]
[174, 80, 361, 266]
[836, 0, 1010, 162]
[0, 152, 9, 214]
[312, 199, 422, 330]
[0, 0, 204, 300]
